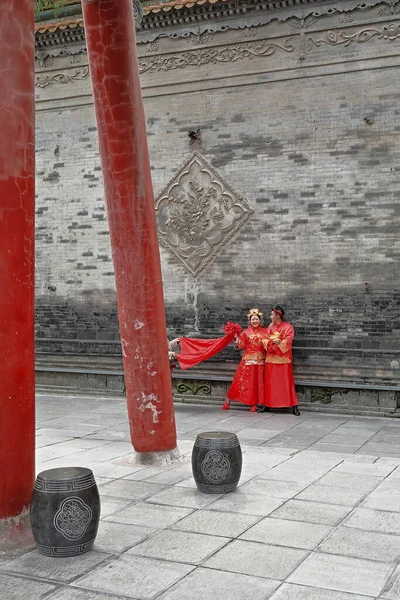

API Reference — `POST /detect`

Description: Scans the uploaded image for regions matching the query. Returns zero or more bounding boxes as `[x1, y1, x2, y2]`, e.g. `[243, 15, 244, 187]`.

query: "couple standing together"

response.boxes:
[223, 306, 300, 415]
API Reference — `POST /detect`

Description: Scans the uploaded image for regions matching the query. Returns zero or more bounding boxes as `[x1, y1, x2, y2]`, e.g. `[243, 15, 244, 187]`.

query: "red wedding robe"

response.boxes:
[263, 321, 298, 408]
[227, 327, 268, 407]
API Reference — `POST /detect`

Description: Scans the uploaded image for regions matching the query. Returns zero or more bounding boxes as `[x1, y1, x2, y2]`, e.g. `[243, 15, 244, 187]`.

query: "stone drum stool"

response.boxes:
[192, 432, 242, 493]
[30, 467, 100, 557]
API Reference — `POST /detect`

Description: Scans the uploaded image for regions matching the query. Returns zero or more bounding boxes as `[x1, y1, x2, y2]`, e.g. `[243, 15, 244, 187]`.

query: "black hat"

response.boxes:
[271, 305, 285, 319]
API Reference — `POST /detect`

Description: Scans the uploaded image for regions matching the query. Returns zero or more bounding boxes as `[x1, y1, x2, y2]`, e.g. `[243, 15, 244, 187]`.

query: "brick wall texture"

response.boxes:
[35, 2, 400, 387]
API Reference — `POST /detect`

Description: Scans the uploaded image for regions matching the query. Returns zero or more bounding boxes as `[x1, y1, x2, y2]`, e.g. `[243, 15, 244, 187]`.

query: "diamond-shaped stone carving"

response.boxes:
[155, 152, 254, 276]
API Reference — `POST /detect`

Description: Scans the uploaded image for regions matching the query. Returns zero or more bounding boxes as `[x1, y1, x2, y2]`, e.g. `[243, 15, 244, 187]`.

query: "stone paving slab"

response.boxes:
[144, 463, 193, 485]
[294, 483, 374, 506]
[6, 395, 400, 600]
[240, 517, 333, 550]
[318, 526, 400, 562]
[269, 499, 353, 526]
[361, 478, 400, 512]
[146, 486, 221, 509]
[268, 583, 373, 600]
[157, 567, 279, 600]
[0, 573, 57, 600]
[96, 495, 136, 519]
[85, 461, 142, 479]
[36, 435, 75, 448]
[317, 471, 383, 490]
[344, 507, 400, 535]
[382, 565, 400, 599]
[94, 522, 155, 554]
[126, 529, 229, 564]
[204, 490, 285, 516]
[331, 460, 397, 477]
[203, 539, 308, 580]
[172, 509, 260, 538]
[238, 478, 308, 499]
[306, 443, 366, 454]
[72, 555, 194, 599]
[287, 552, 394, 596]
[103, 502, 193, 528]
[48, 590, 130, 600]
[0, 550, 111, 583]
[98, 479, 165, 501]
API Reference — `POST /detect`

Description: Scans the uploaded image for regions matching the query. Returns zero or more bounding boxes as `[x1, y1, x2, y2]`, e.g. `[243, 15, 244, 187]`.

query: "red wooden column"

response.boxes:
[82, 0, 177, 454]
[0, 1, 35, 519]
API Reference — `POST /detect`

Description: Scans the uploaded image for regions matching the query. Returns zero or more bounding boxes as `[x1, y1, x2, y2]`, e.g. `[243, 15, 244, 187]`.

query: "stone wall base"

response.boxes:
[0, 509, 35, 554]
[36, 368, 400, 417]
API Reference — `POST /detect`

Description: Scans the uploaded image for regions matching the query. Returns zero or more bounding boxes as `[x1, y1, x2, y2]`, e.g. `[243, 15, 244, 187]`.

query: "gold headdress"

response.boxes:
[247, 307, 263, 319]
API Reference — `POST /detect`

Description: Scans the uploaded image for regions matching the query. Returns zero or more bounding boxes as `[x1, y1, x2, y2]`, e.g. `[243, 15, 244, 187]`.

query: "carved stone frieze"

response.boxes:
[155, 152, 254, 276]
[377, 0, 400, 15]
[33, 0, 400, 78]
[311, 388, 332, 403]
[35, 46, 87, 69]
[33, 0, 400, 51]
[186, 30, 215, 45]
[173, 380, 211, 395]
[35, 66, 90, 88]
[137, 0, 399, 44]
[288, 14, 320, 59]
[145, 41, 160, 53]
[308, 21, 400, 51]
[339, 13, 355, 22]
[139, 38, 296, 74]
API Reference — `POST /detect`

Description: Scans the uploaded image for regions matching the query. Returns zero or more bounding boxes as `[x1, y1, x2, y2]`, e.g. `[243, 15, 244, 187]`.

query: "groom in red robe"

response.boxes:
[258, 306, 300, 416]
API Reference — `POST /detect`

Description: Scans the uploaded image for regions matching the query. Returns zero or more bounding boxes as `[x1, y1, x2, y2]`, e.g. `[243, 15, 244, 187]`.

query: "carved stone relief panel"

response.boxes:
[35, 66, 90, 88]
[137, 0, 400, 44]
[377, 0, 400, 16]
[139, 37, 296, 74]
[307, 20, 400, 52]
[155, 152, 254, 276]
[35, 46, 87, 70]
[173, 379, 211, 395]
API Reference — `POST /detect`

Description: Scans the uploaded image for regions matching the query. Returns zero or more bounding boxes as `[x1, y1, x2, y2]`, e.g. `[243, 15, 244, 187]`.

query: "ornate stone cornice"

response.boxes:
[139, 0, 400, 42]
[35, 0, 400, 53]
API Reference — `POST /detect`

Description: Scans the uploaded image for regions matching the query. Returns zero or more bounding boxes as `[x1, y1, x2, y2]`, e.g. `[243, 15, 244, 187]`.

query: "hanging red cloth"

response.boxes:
[175, 322, 242, 370]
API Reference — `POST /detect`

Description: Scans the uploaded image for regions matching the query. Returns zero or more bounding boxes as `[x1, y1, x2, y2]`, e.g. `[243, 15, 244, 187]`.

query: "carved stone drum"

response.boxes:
[30, 467, 100, 557]
[192, 432, 242, 493]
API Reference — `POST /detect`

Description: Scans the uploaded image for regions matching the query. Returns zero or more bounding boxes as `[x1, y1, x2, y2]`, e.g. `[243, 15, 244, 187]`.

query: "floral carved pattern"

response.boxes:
[156, 153, 254, 276]
[308, 23, 400, 51]
[174, 380, 211, 395]
[377, 0, 400, 16]
[139, 38, 296, 73]
[201, 451, 231, 483]
[35, 66, 90, 88]
[54, 497, 92, 540]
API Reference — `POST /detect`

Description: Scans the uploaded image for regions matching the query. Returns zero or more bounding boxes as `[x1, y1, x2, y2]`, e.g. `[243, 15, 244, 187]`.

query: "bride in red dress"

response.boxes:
[222, 308, 268, 412]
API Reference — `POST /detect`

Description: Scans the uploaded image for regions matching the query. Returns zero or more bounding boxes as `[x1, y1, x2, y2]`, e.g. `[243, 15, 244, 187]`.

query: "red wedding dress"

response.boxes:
[263, 321, 298, 408]
[227, 327, 268, 407]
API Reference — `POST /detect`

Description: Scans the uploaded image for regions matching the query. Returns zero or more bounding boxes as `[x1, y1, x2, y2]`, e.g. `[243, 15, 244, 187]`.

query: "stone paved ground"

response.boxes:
[2, 395, 400, 599]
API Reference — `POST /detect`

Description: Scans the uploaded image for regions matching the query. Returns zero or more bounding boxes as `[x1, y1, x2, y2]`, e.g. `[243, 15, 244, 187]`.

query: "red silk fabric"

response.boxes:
[176, 322, 241, 370]
[227, 363, 264, 406]
[265, 363, 298, 407]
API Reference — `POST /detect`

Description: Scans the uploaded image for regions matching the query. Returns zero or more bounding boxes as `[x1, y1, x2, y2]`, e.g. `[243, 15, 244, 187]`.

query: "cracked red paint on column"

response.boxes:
[82, 0, 177, 453]
[0, 1, 35, 519]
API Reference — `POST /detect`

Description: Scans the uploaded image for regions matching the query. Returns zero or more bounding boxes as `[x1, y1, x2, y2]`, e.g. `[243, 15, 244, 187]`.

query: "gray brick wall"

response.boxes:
[35, 2, 400, 387]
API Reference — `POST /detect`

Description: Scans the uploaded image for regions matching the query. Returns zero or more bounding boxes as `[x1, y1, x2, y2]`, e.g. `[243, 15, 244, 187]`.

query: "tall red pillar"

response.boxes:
[82, 0, 177, 454]
[0, 1, 35, 519]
